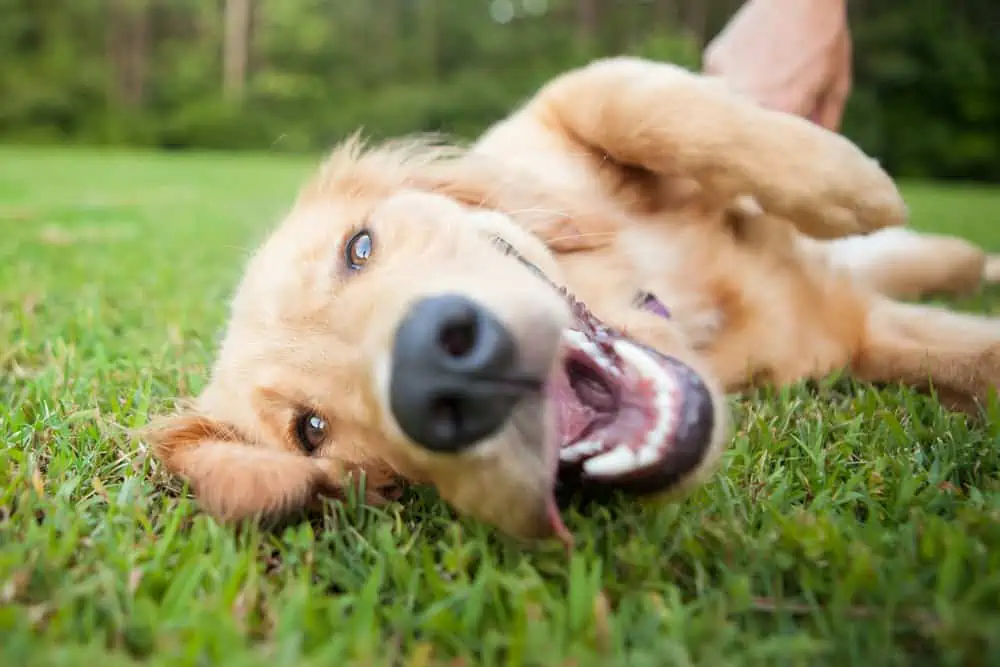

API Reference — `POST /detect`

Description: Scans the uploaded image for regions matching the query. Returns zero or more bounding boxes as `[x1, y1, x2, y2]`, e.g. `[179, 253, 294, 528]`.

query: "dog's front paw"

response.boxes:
[812, 145, 906, 238]
[753, 115, 909, 239]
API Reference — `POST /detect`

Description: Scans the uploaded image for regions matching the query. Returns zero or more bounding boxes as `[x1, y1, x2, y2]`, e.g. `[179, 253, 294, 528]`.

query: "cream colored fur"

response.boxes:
[144, 57, 1000, 540]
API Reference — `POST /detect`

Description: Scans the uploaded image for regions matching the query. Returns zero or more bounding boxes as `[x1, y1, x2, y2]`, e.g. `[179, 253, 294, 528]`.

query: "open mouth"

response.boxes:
[540, 292, 716, 545]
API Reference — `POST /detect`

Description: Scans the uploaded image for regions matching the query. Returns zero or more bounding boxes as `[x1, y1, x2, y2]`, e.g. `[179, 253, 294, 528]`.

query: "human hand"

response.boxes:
[703, 0, 852, 132]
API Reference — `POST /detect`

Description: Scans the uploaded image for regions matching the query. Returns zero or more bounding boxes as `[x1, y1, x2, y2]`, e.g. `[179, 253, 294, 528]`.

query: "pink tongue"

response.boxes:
[544, 382, 577, 551]
[561, 403, 602, 444]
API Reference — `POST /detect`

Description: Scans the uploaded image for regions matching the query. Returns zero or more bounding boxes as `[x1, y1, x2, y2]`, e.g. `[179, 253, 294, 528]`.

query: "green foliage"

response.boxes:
[0, 1, 995, 181]
[842, 0, 1000, 182]
[3, 147, 1000, 664]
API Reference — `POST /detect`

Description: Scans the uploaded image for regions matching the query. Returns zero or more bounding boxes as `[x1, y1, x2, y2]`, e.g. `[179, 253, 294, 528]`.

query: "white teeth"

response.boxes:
[582, 446, 635, 477]
[559, 438, 604, 464]
[582, 339, 679, 480]
[581, 444, 661, 478]
[561, 330, 615, 374]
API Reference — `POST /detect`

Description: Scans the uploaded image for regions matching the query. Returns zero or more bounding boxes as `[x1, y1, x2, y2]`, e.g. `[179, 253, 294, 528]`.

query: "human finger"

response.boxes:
[811, 33, 853, 131]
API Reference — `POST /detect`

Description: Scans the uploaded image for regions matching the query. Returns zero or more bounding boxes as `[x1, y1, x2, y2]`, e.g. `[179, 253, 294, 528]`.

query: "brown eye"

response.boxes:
[294, 412, 328, 454]
[345, 230, 373, 270]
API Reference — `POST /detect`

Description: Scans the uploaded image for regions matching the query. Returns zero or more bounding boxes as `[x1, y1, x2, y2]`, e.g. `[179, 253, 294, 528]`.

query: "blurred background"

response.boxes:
[1, 0, 997, 182]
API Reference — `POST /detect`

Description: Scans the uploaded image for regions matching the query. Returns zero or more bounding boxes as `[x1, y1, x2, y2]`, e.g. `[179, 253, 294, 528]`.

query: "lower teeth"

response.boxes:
[579, 340, 678, 479]
[560, 438, 604, 463]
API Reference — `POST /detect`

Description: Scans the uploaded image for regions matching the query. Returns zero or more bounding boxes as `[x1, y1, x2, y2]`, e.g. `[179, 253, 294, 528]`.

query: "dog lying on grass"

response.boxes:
[145, 57, 1000, 546]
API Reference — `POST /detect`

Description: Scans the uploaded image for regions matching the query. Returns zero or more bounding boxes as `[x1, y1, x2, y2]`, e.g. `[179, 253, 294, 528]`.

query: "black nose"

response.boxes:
[389, 294, 525, 452]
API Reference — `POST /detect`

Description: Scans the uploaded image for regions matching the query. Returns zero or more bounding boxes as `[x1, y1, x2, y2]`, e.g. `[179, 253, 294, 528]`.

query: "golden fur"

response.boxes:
[145, 57, 1000, 540]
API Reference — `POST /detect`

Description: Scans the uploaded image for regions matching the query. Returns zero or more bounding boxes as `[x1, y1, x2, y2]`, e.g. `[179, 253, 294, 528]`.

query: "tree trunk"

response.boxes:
[682, 0, 709, 48]
[249, 0, 266, 82]
[106, 0, 149, 109]
[417, 0, 437, 80]
[652, 0, 680, 26]
[223, 0, 251, 101]
[375, 0, 398, 78]
[576, 0, 599, 43]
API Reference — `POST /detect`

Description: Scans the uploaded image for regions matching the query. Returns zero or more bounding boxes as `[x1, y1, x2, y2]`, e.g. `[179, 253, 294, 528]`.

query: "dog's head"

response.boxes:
[146, 139, 729, 544]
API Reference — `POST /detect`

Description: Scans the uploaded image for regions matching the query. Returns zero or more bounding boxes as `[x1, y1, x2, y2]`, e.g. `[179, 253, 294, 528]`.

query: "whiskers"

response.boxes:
[544, 230, 617, 246]
[502, 206, 574, 220]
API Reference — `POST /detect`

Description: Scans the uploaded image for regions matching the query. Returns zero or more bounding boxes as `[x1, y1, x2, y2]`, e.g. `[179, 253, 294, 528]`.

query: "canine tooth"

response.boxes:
[560, 438, 604, 463]
[562, 330, 615, 373]
[563, 330, 600, 358]
[583, 445, 640, 478]
[563, 330, 596, 354]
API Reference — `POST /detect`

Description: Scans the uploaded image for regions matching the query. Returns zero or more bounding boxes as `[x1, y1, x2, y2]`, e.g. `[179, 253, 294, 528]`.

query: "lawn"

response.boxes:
[2, 145, 1000, 667]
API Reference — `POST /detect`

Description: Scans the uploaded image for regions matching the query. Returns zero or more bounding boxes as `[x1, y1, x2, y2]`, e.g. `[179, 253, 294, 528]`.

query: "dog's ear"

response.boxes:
[142, 411, 333, 522]
[524, 207, 622, 254]
[403, 151, 621, 254]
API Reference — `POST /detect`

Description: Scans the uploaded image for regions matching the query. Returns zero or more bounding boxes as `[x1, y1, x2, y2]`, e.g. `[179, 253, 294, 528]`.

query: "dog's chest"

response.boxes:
[618, 225, 726, 349]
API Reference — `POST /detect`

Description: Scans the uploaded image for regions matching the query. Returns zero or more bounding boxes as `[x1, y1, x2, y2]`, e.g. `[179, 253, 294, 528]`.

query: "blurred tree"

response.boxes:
[223, 0, 251, 101]
[107, 0, 149, 108]
[576, 0, 596, 43]
[0, 0, 994, 181]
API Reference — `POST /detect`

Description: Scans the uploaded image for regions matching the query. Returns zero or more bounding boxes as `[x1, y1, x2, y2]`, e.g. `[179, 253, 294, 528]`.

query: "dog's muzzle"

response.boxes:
[388, 293, 539, 452]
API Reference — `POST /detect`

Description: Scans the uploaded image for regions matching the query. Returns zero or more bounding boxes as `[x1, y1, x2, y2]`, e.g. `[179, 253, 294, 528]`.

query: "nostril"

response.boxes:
[390, 294, 523, 453]
[429, 395, 464, 444]
[438, 316, 478, 358]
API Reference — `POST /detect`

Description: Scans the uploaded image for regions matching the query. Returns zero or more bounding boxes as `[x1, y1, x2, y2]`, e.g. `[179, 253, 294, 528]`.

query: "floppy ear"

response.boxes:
[527, 205, 621, 255]
[404, 150, 622, 254]
[142, 412, 342, 522]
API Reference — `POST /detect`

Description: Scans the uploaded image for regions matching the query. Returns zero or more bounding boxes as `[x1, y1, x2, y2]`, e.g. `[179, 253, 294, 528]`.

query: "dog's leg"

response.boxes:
[984, 254, 1000, 284]
[529, 56, 907, 239]
[851, 297, 1000, 413]
[813, 228, 990, 300]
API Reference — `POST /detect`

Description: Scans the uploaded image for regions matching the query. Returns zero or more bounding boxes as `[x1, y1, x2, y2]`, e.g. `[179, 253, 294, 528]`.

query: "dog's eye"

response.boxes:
[294, 412, 328, 453]
[345, 230, 373, 270]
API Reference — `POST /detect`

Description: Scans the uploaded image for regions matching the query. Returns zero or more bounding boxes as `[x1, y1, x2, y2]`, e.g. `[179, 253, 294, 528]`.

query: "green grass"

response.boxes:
[2, 145, 1000, 667]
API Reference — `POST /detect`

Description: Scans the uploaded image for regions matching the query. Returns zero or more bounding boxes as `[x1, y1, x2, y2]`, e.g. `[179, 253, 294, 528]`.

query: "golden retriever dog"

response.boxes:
[145, 57, 1000, 545]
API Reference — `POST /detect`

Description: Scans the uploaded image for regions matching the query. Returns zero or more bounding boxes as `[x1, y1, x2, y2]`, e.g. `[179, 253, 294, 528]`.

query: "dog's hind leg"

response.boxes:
[818, 228, 990, 300]
[526, 56, 907, 239]
[984, 254, 1000, 284]
[851, 296, 1000, 414]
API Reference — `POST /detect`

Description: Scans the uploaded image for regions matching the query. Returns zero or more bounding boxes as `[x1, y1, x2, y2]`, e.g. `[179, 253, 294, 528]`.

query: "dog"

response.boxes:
[144, 57, 1000, 545]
